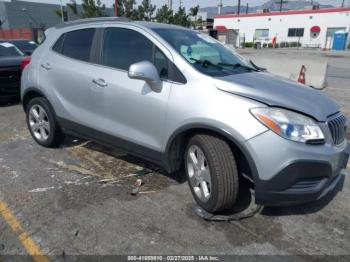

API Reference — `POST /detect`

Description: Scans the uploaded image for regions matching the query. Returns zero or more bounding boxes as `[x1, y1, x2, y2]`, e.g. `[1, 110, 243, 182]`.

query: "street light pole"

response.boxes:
[237, 0, 241, 15]
[59, 0, 64, 22]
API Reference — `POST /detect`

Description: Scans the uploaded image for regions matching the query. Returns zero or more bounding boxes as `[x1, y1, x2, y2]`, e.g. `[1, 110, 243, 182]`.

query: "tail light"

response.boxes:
[21, 56, 31, 70]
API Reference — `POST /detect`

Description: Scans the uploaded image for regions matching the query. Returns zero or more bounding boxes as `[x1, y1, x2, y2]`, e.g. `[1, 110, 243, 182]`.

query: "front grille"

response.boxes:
[327, 113, 347, 145]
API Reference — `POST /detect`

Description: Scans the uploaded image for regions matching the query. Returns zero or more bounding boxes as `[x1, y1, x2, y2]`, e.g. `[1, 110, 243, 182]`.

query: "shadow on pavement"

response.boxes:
[60, 136, 187, 184]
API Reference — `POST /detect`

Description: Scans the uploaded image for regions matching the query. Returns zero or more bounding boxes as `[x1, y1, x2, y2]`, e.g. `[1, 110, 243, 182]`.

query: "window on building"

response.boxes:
[288, 28, 304, 37]
[57, 29, 95, 62]
[254, 29, 269, 39]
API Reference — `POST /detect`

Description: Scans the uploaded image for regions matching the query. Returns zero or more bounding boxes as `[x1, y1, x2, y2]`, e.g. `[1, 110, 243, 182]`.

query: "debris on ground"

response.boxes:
[131, 179, 143, 195]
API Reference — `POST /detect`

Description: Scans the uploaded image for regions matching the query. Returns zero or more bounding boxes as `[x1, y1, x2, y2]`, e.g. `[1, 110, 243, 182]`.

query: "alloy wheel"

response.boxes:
[186, 145, 212, 202]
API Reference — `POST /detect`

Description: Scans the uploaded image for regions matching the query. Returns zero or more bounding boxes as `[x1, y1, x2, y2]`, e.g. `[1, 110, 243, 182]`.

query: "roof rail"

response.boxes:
[55, 17, 131, 29]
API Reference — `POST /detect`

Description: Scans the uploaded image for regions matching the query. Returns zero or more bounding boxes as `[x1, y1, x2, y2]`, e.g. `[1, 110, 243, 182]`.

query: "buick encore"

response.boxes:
[21, 18, 349, 213]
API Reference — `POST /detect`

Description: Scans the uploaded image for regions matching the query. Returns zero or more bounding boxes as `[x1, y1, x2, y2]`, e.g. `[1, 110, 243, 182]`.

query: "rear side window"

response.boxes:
[53, 28, 95, 62]
[52, 34, 65, 53]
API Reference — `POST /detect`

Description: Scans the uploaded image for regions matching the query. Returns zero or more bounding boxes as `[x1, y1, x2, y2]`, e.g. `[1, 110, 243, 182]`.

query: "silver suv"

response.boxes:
[21, 18, 349, 213]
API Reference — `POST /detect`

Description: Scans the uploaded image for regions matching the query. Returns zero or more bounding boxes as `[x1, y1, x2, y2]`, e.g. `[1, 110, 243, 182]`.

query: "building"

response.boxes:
[0, 0, 114, 41]
[214, 7, 350, 49]
[0, 0, 62, 30]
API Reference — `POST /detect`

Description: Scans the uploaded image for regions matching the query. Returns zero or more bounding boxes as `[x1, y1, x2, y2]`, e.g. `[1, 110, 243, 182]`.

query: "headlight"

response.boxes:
[250, 107, 324, 143]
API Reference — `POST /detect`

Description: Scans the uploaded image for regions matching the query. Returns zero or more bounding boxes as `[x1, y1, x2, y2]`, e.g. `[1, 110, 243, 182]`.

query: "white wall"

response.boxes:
[214, 9, 350, 48]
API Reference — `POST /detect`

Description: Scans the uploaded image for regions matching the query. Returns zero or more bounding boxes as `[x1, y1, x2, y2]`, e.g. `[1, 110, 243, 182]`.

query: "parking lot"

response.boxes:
[1, 49, 350, 260]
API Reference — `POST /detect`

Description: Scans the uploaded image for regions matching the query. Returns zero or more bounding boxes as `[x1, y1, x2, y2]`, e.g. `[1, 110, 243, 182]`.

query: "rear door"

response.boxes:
[39, 28, 104, 128]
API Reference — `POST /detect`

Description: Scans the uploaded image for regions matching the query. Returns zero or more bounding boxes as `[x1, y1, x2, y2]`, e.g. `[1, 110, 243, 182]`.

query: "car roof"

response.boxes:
[55, 17, 188, 31]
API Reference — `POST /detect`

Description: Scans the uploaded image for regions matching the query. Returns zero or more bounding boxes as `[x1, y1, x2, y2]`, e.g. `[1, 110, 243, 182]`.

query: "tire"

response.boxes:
[26, 97, 64, 147]
[185, 134, 239, 213]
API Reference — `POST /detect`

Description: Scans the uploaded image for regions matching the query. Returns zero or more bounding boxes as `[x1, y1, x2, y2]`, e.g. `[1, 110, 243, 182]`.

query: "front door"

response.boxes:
[90, 26, 173, 159]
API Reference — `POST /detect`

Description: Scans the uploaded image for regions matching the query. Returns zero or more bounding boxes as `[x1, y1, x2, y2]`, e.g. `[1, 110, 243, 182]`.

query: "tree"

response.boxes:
[189, 5, 199, 19]
[189, 5, 199, 29]
[54, 8, 67, 21]
[172, 6, 190, 27]
[155, 4, 173, 24]
[67, 0, 78, 16]
[80, 0, 107, 18]
[54, 0, 78, 21]
[115, 0, 139, 20]
[137, 0, 156, 21]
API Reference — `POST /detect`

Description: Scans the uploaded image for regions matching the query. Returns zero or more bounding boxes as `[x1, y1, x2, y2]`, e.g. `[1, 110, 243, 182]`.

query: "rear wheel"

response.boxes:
[26, 97, 64, 147]
[185, 134, 239, 213]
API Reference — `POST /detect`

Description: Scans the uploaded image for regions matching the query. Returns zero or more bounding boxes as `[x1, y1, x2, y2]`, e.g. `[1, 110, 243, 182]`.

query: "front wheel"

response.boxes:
[185, 134, 239, 213]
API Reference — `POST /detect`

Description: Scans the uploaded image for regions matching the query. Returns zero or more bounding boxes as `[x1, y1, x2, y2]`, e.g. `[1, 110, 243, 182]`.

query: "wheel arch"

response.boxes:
[22, 87, 47, 112]
[163, 124, 259, 183]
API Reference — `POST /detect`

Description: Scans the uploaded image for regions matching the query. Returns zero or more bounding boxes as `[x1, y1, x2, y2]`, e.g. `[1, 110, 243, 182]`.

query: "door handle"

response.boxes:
[92, 78, 107, 88]
[41, 62, 52, 70]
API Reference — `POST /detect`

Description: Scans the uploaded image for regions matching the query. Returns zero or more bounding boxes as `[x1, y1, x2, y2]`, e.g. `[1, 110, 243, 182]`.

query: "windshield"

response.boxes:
[0, 43, 24, 57]
[153, 28, 256, 77]
[11, 40, 37, 51]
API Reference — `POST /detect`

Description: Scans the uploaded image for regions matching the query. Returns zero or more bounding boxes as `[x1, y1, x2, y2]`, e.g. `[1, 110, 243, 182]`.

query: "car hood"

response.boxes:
[214, 71, 339, 122]
[0, 56, 23, 67]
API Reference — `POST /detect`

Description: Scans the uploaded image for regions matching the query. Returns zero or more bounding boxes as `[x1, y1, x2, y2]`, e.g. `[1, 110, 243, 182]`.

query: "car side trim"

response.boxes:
[57, 117, 163, 166]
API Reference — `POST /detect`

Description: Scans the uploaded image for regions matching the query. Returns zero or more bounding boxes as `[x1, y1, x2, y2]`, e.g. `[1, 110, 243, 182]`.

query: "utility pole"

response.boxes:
[115, 0, 118, 16]
[341, 0, 345, 7]
[59, 0, 64, 22]
[218, 0, 223, 15]
[279, 0, 283, 12]
[246, 3, 249, 14]
[168, 0, 173, 10]
[237, 0, 241, 15]
[275, 0, 288, 12]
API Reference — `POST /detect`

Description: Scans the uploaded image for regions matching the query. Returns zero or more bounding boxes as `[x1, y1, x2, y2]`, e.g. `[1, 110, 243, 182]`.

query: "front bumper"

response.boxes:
[245, 130, 349, 206]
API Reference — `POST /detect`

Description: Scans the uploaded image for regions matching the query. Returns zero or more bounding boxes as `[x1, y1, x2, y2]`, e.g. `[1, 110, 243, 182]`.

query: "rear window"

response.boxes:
[12, 40, 37, 51]
[0, 42, 24, 57]
[53, 28, 95, 62]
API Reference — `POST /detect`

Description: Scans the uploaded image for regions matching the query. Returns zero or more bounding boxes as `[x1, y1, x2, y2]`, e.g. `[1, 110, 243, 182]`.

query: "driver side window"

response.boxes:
[101, 27, 168, 79]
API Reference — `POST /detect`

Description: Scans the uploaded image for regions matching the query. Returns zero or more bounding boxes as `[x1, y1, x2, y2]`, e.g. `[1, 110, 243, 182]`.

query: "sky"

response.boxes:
[3, 0, 348, 10]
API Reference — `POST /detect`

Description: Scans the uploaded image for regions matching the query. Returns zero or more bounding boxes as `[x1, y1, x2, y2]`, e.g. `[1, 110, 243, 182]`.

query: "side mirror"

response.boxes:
[128, 61, 162, 93]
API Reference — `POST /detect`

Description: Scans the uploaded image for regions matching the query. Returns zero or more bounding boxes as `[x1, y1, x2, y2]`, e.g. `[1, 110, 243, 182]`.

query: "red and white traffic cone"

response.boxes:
[298, 65, 306, 84]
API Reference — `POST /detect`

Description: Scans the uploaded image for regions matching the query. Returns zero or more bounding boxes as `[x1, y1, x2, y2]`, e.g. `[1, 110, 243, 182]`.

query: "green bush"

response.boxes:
[348, 43, 350, 49]
[289, 42, 302, 48]
[244, 42, 254, 48]
[268, 43, 273, 48]
[263, 43, 268, 48]
[280, 42, 289, 48]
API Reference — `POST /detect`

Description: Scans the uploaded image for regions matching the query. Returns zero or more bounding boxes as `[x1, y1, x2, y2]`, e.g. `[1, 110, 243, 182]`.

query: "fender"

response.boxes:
[22, 87, 47, 109]
[163, 123, 260, 183]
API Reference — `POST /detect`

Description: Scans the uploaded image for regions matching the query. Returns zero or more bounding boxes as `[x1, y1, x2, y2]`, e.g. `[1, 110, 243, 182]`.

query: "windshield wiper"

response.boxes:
[190, 58, 223, 70]
[218, 62, 258, 72]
